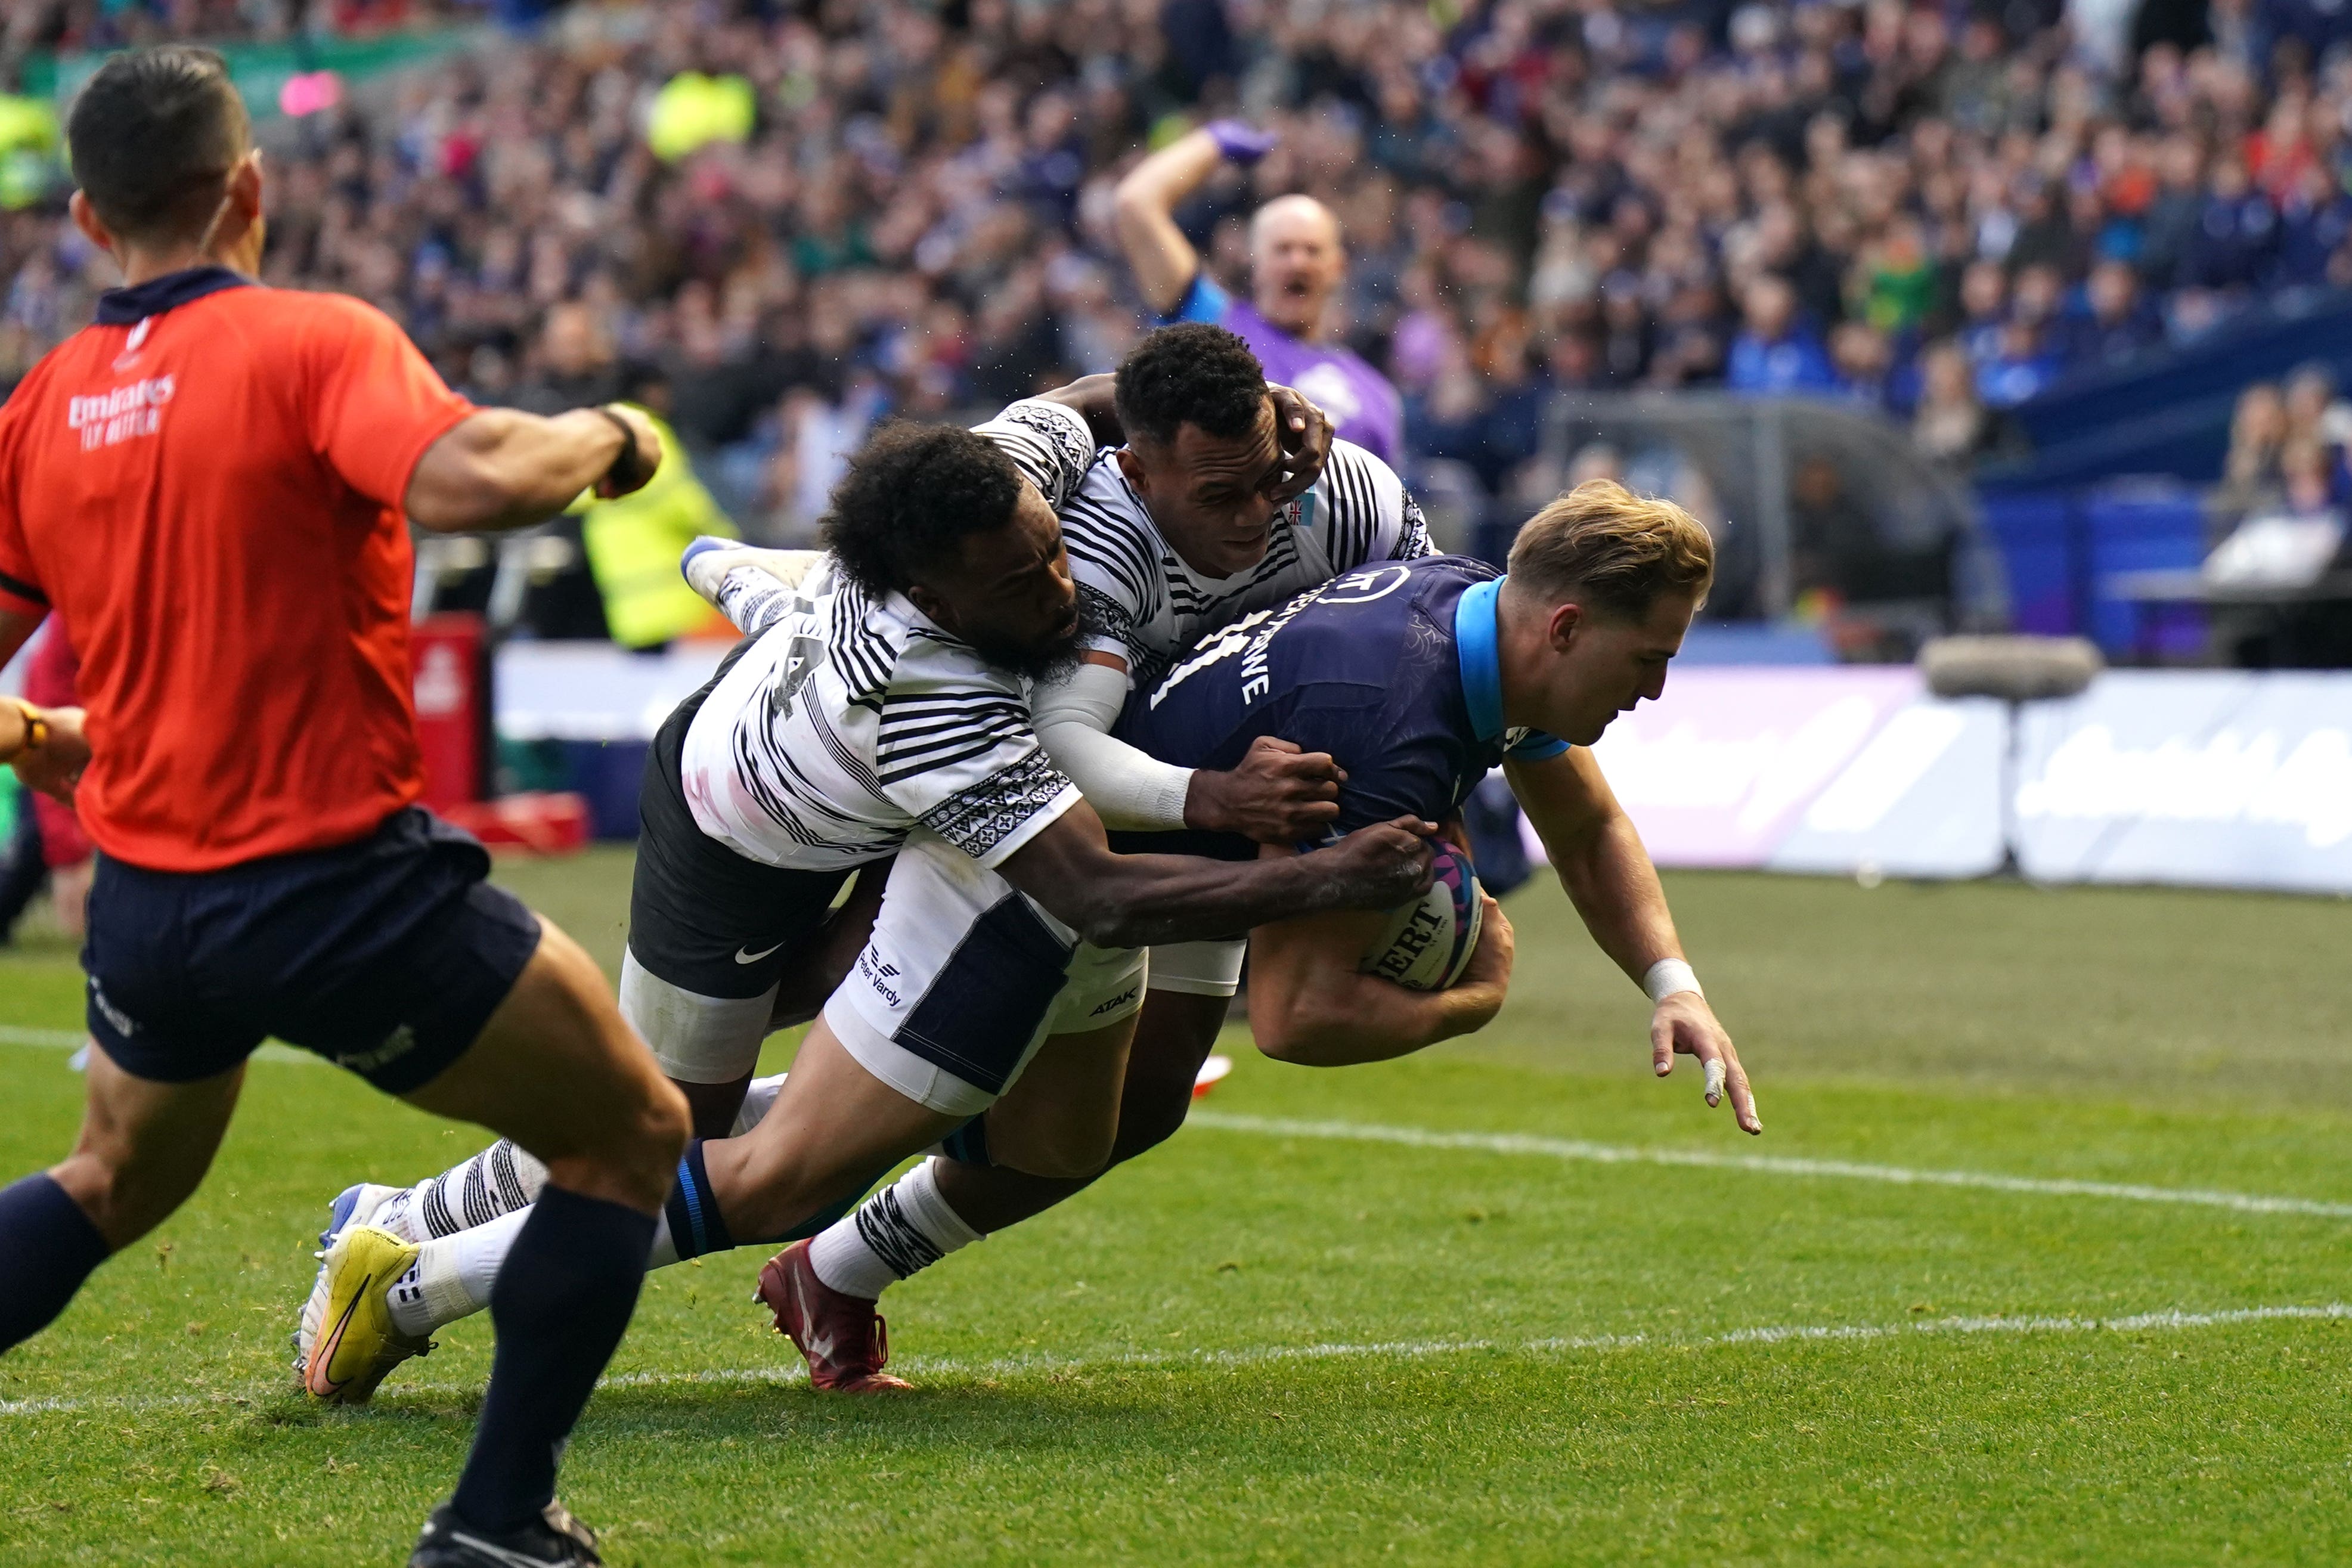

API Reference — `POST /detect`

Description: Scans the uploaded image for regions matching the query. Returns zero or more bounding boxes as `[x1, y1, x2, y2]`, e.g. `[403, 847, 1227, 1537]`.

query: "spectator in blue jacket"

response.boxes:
[2274, 162, 2352, 288]
[1978, 318, 2065, 407]
[2060, 260, 2163, 373]
[1955, 260, 2010, 370]
[2179, 156, 2280, 291]
[1727, 275, 1840, 396]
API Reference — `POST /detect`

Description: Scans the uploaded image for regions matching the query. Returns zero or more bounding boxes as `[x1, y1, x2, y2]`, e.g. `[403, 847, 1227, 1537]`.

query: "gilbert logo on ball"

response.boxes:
[1359, 842, 1482, 991]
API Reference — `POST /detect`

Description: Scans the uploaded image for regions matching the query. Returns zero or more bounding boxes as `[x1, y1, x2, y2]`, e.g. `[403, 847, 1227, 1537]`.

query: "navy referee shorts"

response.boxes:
[80, 807, 542, 1094]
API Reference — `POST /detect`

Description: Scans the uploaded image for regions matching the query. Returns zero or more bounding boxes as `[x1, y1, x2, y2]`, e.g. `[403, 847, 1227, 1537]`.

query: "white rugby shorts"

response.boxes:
[1146, 937, 1247, 997]
[823, 832, 1146, 1115]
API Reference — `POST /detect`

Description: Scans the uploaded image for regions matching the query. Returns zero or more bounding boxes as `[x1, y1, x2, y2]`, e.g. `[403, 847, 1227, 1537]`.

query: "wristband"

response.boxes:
[2, 698, 44, 763]
[594, 406, 647, 492]
[1643, 958, 1702, 1003]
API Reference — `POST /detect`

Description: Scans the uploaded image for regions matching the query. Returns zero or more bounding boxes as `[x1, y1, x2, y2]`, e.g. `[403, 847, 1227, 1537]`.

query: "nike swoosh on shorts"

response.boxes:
[735, 941, 785, 964]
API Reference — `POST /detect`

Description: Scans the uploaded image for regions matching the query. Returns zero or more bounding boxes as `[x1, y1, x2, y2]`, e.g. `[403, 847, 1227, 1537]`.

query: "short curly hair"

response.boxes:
[1113, 323, 1269, 447]
[821, 422, 1025, 598]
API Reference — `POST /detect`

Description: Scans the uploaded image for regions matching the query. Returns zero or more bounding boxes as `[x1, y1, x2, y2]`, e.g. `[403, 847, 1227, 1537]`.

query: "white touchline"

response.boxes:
[1187, 1111, 2352, 1220]
[2, 1301, 2345, 1418]
[2, 1028, 2344, 1215]
[0, 1025, 83, 1049]
[4, 1028, 2345, 1217]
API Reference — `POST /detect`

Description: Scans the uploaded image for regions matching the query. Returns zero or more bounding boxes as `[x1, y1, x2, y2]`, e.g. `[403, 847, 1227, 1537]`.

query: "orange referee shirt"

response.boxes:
[0, 269, 475, 872]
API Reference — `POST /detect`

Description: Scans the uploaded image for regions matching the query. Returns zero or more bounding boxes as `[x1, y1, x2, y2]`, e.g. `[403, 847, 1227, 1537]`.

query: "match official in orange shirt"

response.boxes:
[0, 48, 689, 1568]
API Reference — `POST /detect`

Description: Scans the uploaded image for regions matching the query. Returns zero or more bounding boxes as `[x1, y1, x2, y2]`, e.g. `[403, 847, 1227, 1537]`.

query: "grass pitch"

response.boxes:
[2, 852, 2350, 1565]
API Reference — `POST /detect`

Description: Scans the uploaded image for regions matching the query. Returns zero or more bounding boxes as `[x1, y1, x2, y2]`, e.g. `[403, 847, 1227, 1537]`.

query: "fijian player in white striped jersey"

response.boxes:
[287, 421, 1436, 1403]
[977, 321, 1434, 1006]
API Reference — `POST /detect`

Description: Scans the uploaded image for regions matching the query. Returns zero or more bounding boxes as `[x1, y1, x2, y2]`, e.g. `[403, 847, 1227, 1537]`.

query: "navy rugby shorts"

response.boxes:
[625, 640, 853, 1003]
[80, 807, 541, 1093]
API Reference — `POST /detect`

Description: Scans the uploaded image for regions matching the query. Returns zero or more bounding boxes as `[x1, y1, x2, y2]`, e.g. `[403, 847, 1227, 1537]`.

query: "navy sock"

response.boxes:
[0, 1173, 113, 1351]
[661, 1140, 735, 1262]
[450, 1185, 655, 1533]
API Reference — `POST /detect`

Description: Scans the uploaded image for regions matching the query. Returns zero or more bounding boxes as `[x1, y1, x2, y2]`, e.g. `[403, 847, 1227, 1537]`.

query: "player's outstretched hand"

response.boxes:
[594, 404, 664, 499]
[1185, 735, 1346, 843]
[1316, 814, 1437, 910]
[1262, 385, 1334, 506]
[13, 705, 88, 804]
[1650, 992, 1760, 1135]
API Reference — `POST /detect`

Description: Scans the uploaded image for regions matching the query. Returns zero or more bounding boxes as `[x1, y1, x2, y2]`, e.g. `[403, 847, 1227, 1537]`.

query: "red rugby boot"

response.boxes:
[755, 1239, 913, 1393]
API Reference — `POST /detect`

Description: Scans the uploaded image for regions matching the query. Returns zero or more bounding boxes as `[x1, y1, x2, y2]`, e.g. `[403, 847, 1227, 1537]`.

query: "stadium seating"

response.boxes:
[4, 0, 2351, 558]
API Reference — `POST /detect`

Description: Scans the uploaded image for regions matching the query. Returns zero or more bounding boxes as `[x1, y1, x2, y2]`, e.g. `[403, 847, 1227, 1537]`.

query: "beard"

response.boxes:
[963, 597, 1100, 686]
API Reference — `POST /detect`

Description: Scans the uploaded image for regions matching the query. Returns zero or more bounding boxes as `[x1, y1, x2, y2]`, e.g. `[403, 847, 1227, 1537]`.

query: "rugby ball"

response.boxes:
[1358, 842, 1483, 991]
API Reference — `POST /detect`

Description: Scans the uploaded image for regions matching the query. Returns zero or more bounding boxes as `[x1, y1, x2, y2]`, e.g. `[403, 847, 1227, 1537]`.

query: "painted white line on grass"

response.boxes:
[1189, 1111, 2352, 1221]
[3, 1301, 2344, 1418]
[0, 1025, 82, 1048]
[5, 1033, 2344, 1217]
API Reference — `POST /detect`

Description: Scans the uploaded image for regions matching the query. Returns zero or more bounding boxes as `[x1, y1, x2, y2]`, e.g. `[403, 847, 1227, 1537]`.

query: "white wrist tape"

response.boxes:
[1643, 959, 1702, 1003]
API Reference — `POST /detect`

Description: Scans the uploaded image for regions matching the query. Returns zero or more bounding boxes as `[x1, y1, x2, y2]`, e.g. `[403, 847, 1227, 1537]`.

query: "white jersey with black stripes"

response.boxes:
[677, 559, 1081, 873]
[975, 397, 1437, 689]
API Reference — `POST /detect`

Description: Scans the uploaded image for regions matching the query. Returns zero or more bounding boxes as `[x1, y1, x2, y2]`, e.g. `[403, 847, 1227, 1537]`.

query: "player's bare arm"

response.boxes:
[1111, 127, 1228, 314]
[1247, 871, 1516, 1066]
[405, 402, 662, 535]
[1508, 746, 1761, 1135]
[0, 605, 39, 672]
[993, 796, 1435, 950]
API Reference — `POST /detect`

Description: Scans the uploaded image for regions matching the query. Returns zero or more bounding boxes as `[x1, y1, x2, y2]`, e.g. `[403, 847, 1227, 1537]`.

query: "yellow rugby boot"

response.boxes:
[296, 1223, 433, 1405]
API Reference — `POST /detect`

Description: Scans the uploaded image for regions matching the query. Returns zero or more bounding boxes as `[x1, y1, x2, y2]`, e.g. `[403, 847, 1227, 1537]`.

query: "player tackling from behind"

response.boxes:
[0, 48, 691, 1568]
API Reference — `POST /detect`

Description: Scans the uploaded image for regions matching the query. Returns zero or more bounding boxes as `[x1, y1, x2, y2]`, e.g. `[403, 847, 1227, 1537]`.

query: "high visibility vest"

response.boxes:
[574, 411, 737, 649]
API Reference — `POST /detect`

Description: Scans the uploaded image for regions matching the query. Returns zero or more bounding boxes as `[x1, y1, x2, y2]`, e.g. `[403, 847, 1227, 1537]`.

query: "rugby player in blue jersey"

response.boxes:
[778, 478, 1760, 1389]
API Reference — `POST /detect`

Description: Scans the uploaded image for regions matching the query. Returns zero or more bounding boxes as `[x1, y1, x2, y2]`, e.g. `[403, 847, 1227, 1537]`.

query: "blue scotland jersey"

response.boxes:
[1111, 556, 1568, 860]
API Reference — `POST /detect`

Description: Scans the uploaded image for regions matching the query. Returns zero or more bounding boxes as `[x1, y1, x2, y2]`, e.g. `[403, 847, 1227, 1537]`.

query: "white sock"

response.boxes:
[808, 1157, 983, 1301]
[387, 1207, 529, 1337]
[730, 1073, 788, 1137]
[382, 1139, 549, 1244]
[386, 1203, 690, 1337]
[647, 1210, 681, 1269]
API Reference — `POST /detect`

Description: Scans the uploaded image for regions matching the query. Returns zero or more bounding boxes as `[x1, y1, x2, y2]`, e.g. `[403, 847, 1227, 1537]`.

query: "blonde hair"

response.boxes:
[1505, 479, 1715, 619]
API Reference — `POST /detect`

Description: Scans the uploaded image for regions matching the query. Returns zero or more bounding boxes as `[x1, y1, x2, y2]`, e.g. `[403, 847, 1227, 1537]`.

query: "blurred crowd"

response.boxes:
[5, 1, 467, 54]
[4, 0, 2352, 546]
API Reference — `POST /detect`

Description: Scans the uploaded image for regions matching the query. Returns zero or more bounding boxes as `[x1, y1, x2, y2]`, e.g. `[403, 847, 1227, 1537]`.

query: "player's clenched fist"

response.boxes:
[593, 402, 664, 499]
[1312, 814, 1437, 909]
[10, 704, 88, 804]
[1186, 734, 1347, 843]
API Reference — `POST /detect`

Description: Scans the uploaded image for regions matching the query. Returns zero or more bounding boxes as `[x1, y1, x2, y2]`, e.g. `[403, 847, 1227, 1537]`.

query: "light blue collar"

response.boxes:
[1454, 575, 1510, 742]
